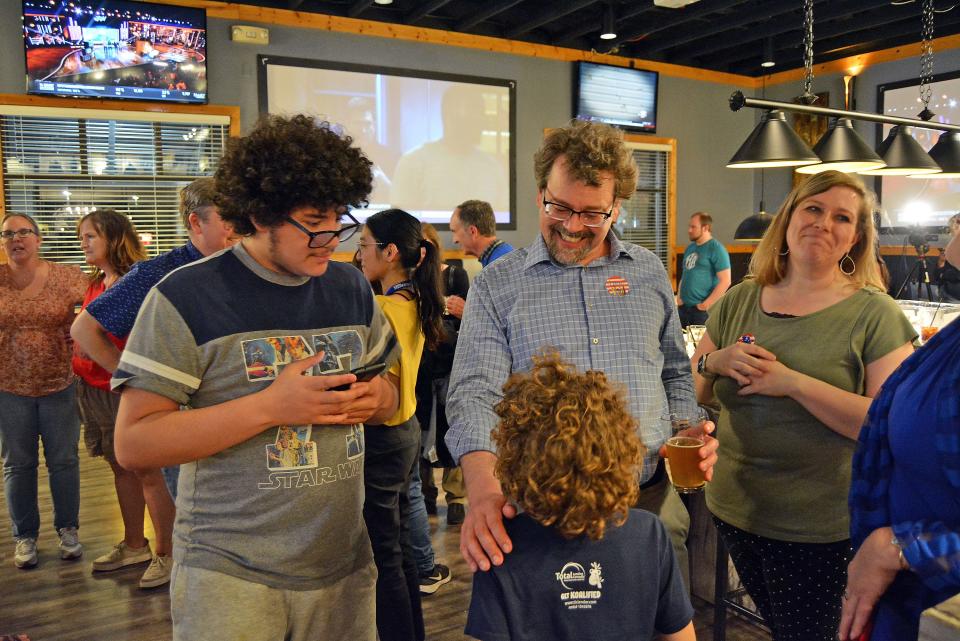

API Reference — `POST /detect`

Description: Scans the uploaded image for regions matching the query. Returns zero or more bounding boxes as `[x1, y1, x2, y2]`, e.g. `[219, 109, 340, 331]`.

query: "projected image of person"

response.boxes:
[344, 97, 400, 206]
[391, 85, 507, 215]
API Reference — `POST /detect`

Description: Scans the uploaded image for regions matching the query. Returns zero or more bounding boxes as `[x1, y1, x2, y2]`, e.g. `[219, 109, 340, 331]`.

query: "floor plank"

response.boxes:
[0, 454, 770, 640]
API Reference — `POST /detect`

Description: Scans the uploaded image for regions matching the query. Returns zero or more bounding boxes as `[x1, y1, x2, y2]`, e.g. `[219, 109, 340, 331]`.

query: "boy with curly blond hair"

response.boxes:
[465, 353, 695, 641]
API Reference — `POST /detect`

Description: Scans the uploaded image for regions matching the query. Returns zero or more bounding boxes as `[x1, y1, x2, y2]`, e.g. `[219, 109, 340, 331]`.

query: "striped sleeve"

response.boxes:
[111, 287, 202, 406]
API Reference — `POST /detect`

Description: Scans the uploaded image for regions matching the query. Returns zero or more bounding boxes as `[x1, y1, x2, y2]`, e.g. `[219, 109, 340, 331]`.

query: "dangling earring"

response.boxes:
[839, 253, 856, 275]
[779, 245, 790, 256]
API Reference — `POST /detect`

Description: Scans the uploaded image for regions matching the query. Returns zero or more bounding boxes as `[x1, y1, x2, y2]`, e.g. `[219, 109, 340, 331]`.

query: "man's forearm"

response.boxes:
[71, 310, 122, 372]
[460, 450, 502, 503]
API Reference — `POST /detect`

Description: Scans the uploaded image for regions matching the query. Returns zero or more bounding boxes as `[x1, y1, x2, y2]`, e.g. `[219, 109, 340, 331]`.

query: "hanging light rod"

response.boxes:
[729, 91, 960, 134]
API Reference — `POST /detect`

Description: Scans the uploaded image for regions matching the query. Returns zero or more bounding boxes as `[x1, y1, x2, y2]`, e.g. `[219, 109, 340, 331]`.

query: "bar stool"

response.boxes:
[712, 534, 768, 641]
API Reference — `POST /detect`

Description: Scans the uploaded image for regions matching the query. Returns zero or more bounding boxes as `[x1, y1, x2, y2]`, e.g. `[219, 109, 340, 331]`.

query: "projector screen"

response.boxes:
[877, 70, 960, 232]
[259, 56, 515, 228]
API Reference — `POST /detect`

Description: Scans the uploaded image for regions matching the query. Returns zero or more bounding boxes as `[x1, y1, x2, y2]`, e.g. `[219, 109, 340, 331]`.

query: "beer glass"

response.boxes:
[666, 409, 708, 493]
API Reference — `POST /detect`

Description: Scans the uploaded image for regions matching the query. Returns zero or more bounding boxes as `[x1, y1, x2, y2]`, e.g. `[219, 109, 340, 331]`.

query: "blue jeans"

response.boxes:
[0, 385, 81, 540]
[407, 463, 435, 576]
[162, 465, 180, 500]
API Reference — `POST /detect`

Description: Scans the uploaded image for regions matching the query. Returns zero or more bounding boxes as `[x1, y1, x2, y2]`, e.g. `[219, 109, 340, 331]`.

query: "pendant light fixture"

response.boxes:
[726, 109, 820, 168]
[795, 117, 885, 174]
[734, 166, 773, 241]
[599, 4, 617, 40]
[859, 126, 941, 175]
[911, 131, 960, 179]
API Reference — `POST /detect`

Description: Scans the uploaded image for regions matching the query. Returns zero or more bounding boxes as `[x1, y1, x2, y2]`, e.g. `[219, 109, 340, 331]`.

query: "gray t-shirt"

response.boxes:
[114, 243, 399, 590]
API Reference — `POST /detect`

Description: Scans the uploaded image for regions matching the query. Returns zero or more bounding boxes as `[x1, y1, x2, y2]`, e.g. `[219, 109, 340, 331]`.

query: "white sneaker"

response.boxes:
[139, 554, 172, 589]
[14, 537, 38, 569]
[58, 527, 83, 560]
[92, 540, 152, 572]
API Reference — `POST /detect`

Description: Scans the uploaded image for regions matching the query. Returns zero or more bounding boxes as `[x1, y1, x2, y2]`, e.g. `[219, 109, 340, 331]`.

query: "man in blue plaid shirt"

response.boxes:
[446, 120, 718, 584]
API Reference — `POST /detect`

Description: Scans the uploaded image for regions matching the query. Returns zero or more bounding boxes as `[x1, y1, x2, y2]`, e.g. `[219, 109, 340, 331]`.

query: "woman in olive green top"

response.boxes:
[690, 171, 915, 641]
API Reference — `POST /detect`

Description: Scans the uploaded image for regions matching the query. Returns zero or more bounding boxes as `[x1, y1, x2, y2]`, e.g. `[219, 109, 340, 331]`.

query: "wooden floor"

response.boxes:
[0, 454, 770, 641]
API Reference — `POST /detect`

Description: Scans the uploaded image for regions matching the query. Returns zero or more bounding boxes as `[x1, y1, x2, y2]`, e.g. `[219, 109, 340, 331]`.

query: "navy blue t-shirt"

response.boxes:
[466, 510, 693, 641]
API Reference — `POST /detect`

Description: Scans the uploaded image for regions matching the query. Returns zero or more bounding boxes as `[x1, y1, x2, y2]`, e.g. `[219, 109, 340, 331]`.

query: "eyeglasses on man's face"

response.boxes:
[541, 190, 615, 228]
[285, 211, 360, 248]
[0, 228, 38, 241]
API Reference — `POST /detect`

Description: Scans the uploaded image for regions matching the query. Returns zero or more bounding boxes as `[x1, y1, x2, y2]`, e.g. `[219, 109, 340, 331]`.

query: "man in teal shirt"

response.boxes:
[677, 212, 731, 327]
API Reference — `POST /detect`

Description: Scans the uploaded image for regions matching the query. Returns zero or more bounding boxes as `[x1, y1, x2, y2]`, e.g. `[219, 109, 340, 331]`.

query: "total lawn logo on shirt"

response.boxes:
[555, 561, 603, 610]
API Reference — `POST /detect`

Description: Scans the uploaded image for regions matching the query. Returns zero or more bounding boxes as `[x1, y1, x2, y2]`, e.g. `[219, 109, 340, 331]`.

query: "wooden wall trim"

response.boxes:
[148, 0, 757, 87]
[673, 244, 946, 257]
[0, 94, 241, 136]
[762, 32, 960, 87]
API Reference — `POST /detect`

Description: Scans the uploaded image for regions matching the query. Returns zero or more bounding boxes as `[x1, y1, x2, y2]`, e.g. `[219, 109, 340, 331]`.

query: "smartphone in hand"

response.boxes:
[330, 362, 387, 391]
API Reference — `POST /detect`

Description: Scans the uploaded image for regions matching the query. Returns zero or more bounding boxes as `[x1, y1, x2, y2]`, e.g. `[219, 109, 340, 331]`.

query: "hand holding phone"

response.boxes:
[330, 362, 387, 391]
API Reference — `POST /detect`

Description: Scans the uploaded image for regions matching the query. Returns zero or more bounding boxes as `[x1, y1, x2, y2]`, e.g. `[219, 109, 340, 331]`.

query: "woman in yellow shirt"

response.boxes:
[355, 208, 444, 641]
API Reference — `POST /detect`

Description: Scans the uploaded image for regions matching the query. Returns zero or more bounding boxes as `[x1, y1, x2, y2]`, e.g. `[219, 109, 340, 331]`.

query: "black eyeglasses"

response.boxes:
[541, 190, 615, 228]
[0, 228, 38, 240]
[285, 211, 360, 248]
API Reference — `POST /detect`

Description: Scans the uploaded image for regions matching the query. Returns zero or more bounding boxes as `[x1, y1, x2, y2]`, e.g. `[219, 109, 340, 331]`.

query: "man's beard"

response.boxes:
[545, 223, 596, 265]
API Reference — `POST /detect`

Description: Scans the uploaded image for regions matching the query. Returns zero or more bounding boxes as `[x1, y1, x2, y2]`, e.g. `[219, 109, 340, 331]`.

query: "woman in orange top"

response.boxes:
[0, 213, 87, 569]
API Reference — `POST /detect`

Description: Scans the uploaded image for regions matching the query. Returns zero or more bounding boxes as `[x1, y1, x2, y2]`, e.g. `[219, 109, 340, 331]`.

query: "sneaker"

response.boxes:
[447, 502, 466, 526]
[139, 554, 172, 589]
[14, 537, 38, 569]
[419, 563, 452, 595]
[58, 527, 83, 560]
[92, 540, 152, 572]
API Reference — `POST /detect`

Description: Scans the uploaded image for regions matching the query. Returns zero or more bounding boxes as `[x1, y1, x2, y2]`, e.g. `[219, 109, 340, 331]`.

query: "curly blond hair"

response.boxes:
[493, 352, 644, 540]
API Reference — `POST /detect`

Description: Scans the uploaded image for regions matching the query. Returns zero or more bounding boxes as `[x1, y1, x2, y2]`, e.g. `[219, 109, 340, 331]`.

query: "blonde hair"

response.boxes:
[749, 171, 884, 290]
[421, 222, 442, 251]
[493, 352, 644, 541]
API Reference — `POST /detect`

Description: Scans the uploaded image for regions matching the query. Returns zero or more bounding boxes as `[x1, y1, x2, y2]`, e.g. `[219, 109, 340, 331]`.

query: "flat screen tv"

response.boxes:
[260, 56, 515, 228]
[574, 61, 658, 133]
[22, 0, 207, 104]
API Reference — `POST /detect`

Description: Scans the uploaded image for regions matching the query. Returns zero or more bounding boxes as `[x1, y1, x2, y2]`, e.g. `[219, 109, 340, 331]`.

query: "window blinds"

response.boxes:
[1, 110, 228, 265]
[620, 145, 670, 270]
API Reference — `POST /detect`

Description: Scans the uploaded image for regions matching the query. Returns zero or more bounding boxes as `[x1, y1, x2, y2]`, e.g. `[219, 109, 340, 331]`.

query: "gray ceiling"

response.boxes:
[243, 0, 960, 76]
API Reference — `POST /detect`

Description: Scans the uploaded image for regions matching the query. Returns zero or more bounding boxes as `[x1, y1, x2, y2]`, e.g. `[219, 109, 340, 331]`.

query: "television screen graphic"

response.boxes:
[23, 0, 207, 104]
[575, 62, 658, 133]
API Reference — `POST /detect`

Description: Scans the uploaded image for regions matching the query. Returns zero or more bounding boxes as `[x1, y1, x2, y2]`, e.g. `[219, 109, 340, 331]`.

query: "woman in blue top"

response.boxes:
[841, 226, 960, 641]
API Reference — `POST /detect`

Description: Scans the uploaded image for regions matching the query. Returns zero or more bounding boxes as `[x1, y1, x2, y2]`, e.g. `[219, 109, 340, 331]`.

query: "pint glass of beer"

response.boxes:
[666, 410, 708, 493]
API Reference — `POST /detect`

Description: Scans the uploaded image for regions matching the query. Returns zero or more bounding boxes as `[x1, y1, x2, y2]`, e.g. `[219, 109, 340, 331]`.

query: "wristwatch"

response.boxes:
[696, 352, 714, 377]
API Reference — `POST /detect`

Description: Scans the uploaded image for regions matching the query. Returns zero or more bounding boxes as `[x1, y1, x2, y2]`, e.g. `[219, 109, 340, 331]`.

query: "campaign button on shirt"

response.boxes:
[605, 276, 630, 296]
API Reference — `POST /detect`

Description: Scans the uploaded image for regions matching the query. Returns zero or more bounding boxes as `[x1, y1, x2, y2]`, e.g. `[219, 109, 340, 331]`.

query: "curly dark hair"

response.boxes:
[214, 114, 373, 236]
[493, 352, 645, 541]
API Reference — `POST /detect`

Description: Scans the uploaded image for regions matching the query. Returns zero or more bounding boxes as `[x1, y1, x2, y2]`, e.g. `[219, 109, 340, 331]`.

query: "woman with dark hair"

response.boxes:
[691, 171, 916, 640]
[355, 208, 445, 641]
[0, 212, 87, 569]
[73, 209, 173, 588]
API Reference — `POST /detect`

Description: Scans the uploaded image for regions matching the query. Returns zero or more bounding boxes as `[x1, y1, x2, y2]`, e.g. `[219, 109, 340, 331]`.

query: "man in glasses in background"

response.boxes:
[446, 119, 718, 590]
[111, 114, 400, 641]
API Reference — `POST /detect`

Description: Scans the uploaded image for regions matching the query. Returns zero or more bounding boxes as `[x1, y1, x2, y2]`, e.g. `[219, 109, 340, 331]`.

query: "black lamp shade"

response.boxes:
[860, 126, 941, 175]
[734, 210, 774, 241]
[913, 131, 960, 178]
[600, 5, 616, 39]
[795, 118, 885, 173]
[727, 110, 820, 168]
[761, 38, 775, 68]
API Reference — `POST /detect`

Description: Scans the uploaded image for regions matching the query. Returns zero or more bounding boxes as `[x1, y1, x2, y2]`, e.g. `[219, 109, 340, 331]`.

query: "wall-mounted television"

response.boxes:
[259, 56, 515, 229]
[574, 61, 658, 133]
[22, 0, 207, 104]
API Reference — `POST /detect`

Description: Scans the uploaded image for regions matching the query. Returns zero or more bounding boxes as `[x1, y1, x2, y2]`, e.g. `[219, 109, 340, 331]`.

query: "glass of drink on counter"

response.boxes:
[666, 410, 708, 493]
[921, 326, 939, 343]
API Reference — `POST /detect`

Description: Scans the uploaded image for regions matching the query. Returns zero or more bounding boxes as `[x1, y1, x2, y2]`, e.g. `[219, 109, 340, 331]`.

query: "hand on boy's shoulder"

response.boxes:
[460, 491, 518, 573]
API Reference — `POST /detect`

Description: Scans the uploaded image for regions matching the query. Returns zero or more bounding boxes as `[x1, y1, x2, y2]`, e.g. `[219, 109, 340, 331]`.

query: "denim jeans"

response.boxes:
[0, 385, 81, 540]
[407, 463, 435, 576]
[678, 304, 709, 328]
[162, 465, 180, 500]
[363, 418, 424, 641]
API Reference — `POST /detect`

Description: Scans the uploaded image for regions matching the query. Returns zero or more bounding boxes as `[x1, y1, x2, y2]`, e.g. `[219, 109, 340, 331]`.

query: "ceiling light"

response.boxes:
[734, 209, 774, 242]
[726, 110, 820, 168]
[859, 126, 941, 176]
[761, 38, 775, 68]
[910, 131, 960, 178]
[795, 118, 885, 174]
[373, 0, 393, 4]
[599, 5, 616, 40]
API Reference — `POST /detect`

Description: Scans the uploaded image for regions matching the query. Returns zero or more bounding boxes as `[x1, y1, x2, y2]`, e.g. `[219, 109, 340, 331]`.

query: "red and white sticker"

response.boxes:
[605, 275, 630, 296]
